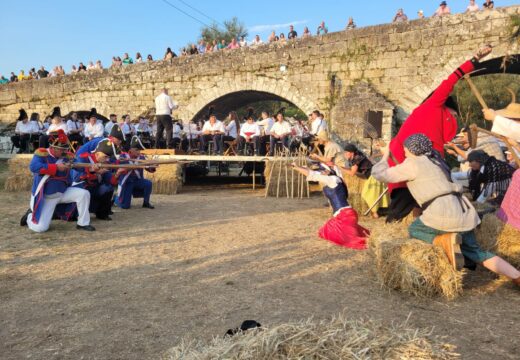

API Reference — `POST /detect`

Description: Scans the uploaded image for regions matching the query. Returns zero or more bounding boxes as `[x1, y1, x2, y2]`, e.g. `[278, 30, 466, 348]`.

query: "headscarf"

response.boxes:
[404, 133, 451, 181]
[468, 150, 515, 203]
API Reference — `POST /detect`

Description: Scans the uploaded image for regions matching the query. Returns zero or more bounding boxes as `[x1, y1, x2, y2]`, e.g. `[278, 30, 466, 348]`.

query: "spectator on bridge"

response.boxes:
[78, 62, 87, 72]
[393, 8, 408, 22]
[95, 60, 103, 70]
[288, 25, 298, 40]
[200, 114, 225, 155]
[135, 52, 143, 63]
[218, 39, 227, 50]
[0, 75, 8, 84]
[87, 61, 95, 71]
[10, 72, 18, 82]
[28, 68, 37, 80]
[164, 47, 176, 60]
[71, 65, 78, 73]
[317, 21, 328, 35]
[278, 33, 287, 44]
[110, 57, 118, 68]
[147, 54, 153, 62]
[302, 27, 311, 38]
[189, 44, 199, 55]
[483, 0, 494, 9]
[180, 48, 188, 56]
[227, 38, 240, 50]
[346, 17, 357, 30]
[57, 65, 65, 76]
[18, 70, 27, 81]
[466, 0, 480, 12]
[418, 10, 425, 18]
[155, 88, 178, 149]
[433, 1, 451, 17]
[197, 40, 206, 54]
[268, 31, 277, 43]
[37, 66, 49, 79]
[122, 53, 133, 65]
[250, 35, 264, 47]
[239, 36, 247, 47]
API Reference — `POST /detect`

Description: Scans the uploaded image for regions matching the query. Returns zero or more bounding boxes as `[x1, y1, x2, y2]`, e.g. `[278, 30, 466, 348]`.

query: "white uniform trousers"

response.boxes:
[27, 187, 91, 233]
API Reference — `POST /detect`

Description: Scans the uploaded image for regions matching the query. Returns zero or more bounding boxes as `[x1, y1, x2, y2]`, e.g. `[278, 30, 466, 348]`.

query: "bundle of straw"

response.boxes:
[4, 156, 32, 192]
[164, 313, 458, 360]
[475, 213, 520, 267]
[343, 175, 368, 213]
[369, 222, 463, 300]
[144, 163, 182, 195]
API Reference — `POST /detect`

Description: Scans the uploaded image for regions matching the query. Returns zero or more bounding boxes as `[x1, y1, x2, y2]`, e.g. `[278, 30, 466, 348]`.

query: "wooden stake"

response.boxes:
[464, 75, 489, 110]
[276, 152, 282, 198]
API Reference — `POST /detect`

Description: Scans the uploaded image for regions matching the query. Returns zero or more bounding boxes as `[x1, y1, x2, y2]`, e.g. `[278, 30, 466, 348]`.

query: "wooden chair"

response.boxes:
[224, 140, 238, 156]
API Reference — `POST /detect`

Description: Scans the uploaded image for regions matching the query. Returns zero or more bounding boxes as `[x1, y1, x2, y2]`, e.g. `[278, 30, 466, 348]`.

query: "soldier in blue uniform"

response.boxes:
[21, 130, 95, 232]
[115, 136, 156, 209]
[72, 139, 124, 220]
[75, 122, 125, 158]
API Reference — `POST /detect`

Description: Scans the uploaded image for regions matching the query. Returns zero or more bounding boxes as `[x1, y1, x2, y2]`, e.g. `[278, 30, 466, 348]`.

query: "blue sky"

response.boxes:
[1, 0, 518, 76]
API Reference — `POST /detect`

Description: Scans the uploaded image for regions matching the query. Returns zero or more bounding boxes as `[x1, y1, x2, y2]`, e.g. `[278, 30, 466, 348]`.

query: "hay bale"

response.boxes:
[475, 214, 520, 267]
[369, 222, 463, 300]
[164, 313, 458, 360]
[4, 155, 32, 192]
[145, 163, 182, 195]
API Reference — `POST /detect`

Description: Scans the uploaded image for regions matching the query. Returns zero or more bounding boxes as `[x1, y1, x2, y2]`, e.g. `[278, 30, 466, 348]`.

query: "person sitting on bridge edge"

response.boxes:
[291, 161, 369, 250]
[385, 45, 493, 223]
[372, 133, 520, 288]
[114, 136, 156, 209]
[200, 114, 225, 154]
[76, 122, 125, 158]
[21, 130, 95, 232]
[72, 139, 123, 221]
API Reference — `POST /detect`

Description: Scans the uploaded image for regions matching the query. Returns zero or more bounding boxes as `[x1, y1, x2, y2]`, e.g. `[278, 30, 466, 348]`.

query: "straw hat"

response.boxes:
[496, 89, 520, 119]
[316, 130, 330, 142]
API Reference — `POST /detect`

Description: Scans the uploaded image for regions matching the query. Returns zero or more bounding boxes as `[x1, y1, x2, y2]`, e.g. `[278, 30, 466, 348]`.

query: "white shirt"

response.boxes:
[251, 38, 263, 46]
[105, 121, 116, 135]
[307, 170, 341, 189]
[136, 123, 152, 134]
[172, 123, 182, 139]
[47, 122, 68, 135]
[155, 92, 177, 115]
[225, 121, 238, 138]
[67, 119, 83, 134]
[293, 123, 309, 137]
[183, 122, 200, 139]
[491, 115, 520, 141]
[30, 120, 45, 134]
[121, 122, 135, 135]
[202, 120, 225, 133]
[467, 4, 479, 11]
[257, 117, 274, 135]
[84, 122, 104, 138]
[239, 39, 247, 47]
[15, 121, 36, 134]
[240, 122, 260, 137]
[311, 118, 328, 135]
[270, 121, 292, 136]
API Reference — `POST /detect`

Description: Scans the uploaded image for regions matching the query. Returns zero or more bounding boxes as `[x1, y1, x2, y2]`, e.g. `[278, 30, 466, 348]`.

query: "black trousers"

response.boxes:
[237, 136, 260, 155]
[11, 134, 31, 153]
[156, 115, 172, 149]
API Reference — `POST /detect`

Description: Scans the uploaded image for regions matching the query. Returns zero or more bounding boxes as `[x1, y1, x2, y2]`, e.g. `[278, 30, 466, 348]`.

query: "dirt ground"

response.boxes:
[1, 181, 519, 359]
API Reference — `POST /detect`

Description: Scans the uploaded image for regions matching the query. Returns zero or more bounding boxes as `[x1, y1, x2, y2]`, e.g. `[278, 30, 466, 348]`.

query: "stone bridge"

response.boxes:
[1, 6, 519, 143]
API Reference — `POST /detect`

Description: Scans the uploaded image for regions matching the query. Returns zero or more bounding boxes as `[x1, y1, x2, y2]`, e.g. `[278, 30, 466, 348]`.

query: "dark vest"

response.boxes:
[322, 178, 349, 213]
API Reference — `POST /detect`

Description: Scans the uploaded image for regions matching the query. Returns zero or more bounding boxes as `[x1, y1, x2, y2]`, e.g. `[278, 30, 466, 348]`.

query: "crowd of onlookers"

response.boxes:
[0, 0, 499, 86]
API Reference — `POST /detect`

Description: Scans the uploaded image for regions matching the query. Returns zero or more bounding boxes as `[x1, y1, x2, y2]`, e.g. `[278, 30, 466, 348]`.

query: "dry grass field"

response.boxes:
[0, 167, 519, 359]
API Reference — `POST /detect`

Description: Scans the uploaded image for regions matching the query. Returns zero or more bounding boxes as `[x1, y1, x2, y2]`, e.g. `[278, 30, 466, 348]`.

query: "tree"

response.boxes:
[200, 17, 248, 45]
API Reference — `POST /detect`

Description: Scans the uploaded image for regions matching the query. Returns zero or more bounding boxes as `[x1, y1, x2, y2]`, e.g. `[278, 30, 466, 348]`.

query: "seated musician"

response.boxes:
[72, 139, 124, 221]
[181, 120, 201, 152]
[223, 111, 240, 149]
[289, 118, 310, 152]
[20, 130, 95, 232]
[83, 111, 104, 143]
[172, 120, 182, 149]
[269, 111, 292, 156]
[115, 136, 156, 209]
[200, 114, 225, 154]
[304, 110, 328, 147]
[66, 112, 84, 147]
[121, 114, 136, 151]
[136, 117, 153, 148]
[237, 115, 260, 155]
[257, 111, 274, 155]
[12, 109, 36, 153]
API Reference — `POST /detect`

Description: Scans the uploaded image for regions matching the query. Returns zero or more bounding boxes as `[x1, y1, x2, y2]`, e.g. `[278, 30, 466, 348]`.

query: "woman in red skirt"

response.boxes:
[291, 162, 369, 249]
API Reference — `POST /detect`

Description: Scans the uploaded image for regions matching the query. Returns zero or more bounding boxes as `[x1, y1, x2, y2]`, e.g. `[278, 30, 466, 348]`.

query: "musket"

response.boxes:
[66, 163, 157, 170]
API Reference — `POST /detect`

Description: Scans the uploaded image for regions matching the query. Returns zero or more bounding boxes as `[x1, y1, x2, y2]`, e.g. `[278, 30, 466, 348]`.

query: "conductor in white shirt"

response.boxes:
[154, 88, 178, 149]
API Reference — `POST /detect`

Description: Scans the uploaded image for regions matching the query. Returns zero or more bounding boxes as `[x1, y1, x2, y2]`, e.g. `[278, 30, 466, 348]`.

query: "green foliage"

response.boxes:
[453, 74, 520, 129]
[199, 17, 248, 45]
[236, 100, 306, 120]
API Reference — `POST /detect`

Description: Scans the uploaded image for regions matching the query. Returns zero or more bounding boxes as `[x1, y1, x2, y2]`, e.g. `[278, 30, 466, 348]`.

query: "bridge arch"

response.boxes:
[179, 76, 318, 122]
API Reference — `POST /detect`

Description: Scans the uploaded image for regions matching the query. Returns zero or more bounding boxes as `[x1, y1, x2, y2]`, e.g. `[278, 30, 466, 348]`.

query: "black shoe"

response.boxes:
[142, 202, 155, 209]
[108, 210, 114, 215]
[20, 209, 31, 227]
[77, 224, 96, 231]
[463, 255, 477, 271]
[96, 215, 112, 221]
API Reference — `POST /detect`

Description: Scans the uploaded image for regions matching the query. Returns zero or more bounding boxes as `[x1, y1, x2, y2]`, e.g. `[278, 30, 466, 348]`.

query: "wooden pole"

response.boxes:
[276, 152, 282, 198]
[464, 75, 489, 109]
[252, 162, 256, 191]
[291, 154, 295, 199]
[264, 160, 273, 198]
[284, 151, 290, 198]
